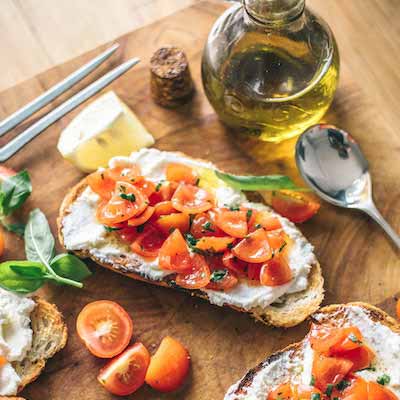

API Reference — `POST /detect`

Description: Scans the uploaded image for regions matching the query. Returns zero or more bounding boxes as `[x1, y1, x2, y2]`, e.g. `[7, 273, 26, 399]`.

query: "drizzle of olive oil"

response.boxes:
[202, 32, 339, 142]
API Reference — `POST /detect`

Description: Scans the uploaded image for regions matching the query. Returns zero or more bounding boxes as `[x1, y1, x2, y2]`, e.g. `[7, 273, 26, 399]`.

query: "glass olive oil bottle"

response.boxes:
[202, 0, 339, 142]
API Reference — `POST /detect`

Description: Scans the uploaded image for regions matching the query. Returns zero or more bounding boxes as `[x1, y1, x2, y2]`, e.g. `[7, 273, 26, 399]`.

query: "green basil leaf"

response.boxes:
[50, 253, 92, 282]
[0, 261, 45, 293]
[24, 208, 55, 264]
[2, 221, 26, 236]
[0, 170, 32, 216]
[215, 170, 309, 191]
[210, 269, 227, 282]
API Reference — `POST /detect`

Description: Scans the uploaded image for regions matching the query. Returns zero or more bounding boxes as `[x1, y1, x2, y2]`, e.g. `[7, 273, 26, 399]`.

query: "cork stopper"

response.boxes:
[150, 46, 194, 108]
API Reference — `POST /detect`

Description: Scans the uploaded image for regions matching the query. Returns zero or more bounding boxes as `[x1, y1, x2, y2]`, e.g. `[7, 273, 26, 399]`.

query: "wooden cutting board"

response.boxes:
[0, 1, 399, 399]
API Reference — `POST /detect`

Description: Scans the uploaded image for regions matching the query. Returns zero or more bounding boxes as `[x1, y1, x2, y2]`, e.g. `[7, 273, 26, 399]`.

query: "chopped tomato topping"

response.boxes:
[206, 256, 238, 291]
[271, 190, 320, 223]
[145, 336, 190, 393]
[154, 213, 190, 235]
[0, 355, 6, 367]
[267, 383, 323, 400]
[149, 181, 178, 205]
[342, 345, 375, 372]
[172, 184, 214, 214]
[195, 236, 235, 253]
[190, 212, 224, 238]
[130, 225, 166, 259]
[153, 201, 177, 218]
[367, 381, 398, 400]
[117, 226, 139, 243]
[312, 353, 353, 392]
[166, 163, 199, 185]
[341, 376, 368, 400]
[247, 263, 262, 280]
[175, 254, 211, 289]
[295, 385, 324, 399]
[87, 170, 115, 199]
[260, 254, 292, 286]
[232, 228, 272, 263]
[222, 251, 247, 277]
[248, 209, 282, 232]
[106, 165, 142, 184]
[134, 179, 156, 198]
[267, 382, 292, 400]
[127, 206, 155, 227]
[266, 230, 287, 253]
[159, 229, 192, 272]
[215, 209, 248, 238]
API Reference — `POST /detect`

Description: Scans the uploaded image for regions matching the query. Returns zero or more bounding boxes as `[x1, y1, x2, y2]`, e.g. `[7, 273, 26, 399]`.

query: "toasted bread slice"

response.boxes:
[57, 151, 324, 328]
[1, 297, 68, 398]
[225, 302, 400, 399]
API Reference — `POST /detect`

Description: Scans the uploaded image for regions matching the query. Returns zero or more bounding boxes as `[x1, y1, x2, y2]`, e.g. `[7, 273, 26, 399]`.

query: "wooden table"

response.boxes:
[0, 1, 399, 399]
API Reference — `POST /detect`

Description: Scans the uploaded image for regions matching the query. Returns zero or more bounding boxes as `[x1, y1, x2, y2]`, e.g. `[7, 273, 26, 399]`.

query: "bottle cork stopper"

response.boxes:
[150, 46, 194, 108]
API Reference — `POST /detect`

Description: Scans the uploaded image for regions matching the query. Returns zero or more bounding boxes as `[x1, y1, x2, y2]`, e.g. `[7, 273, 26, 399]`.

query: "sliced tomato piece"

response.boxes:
[222, 251, 247, 277]
[96, 182, 148, 224]
[134, 179, 156, 198]
[312, 353, 353, 392]
[154, 213, 190, 235]
[195, 236, 235, 253]
[106, 165, 142, 184]
[190, 213, 224, 238]
[153, 201, 177, 218]
[214, 209, 248, 238]
[341, 345, 375, 372]
[145, 336, 190, 393]
[232, 228, 272, 263]
[87, 170, 115, 199]
[260, 254, 292, 286]
[330, 327, 364, 354]
[341, 376, 368, 400]
[267, 230, 288, 254]
[248, 209, 282, 232]
[207, 268, 238, 291]
[271, 190, 320, 223]
[267, 382, 292, 400]
[172, 184, 214, 214]
[127, 206, 155, 227]
[175, 254, 211, 289]
[367, 381, 398, 400]
[166, 163, 199, 185]
[295, 385, 324, 399]
[159, 229, 192, 272]
[130, 225, 166, 259]
[149, 181, 178, 205]
[247, 263, 262, 280]
[76, 300, 133, 358]
[116, 226, 139, 243]
[98, 342, 150, 396]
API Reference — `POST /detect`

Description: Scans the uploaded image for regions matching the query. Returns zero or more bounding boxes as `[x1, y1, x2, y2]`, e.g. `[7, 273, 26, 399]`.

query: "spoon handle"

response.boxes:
[360, 201, 400, 249]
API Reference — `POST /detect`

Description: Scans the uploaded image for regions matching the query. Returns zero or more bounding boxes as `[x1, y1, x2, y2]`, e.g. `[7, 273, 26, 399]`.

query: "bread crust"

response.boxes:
[57, 162, 324, 328]
[225, 302, 400, 399]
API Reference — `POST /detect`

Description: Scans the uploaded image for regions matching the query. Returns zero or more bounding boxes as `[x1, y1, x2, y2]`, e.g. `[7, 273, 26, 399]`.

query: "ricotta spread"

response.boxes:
[0, 288, 35, 396]
[62, 149, 316, 311]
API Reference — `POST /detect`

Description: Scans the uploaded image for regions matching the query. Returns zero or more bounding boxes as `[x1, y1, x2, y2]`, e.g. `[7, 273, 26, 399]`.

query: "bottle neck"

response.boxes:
[243, 0, 305, 26]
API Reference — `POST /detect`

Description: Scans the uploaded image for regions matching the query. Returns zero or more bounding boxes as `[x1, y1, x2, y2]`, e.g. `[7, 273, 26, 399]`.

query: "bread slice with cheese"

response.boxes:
[225, 302, 400, 399]
[57, 149, 323, 328]
[1, 297, 67, 399]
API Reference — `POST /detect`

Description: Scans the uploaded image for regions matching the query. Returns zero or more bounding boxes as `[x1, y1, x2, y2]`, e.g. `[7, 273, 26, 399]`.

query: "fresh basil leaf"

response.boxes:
[2, 221, 26, 236]
[24, 208, 55, 264]
[0, 170, 32, 216]
[215, 170, 308, 191]
[50, 253, 92, 282]
[0, 260, 45, 293]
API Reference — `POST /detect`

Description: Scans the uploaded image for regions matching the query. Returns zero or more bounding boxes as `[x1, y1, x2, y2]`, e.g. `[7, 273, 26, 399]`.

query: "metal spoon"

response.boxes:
[295, 124, 400, 249]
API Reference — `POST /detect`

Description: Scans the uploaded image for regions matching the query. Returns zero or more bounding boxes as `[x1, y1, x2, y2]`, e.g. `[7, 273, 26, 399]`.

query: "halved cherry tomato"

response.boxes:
[175, 254, 211, 289]
[134, 179, 156, 198]
[260, 254, 292, 286]
[0, 165, 16, 181]
[248, 209, 282, 232]
[98, 342, 150, 396]
[312, 353, 353, 392]
[267, 230, 287, 253]
[195, 236, 235, 253]
[222, 251, 247, 277]
[145, 336, 190, 393]
[271, 190, 320, 223]
[96, 182, 148, 225]
[341, 376, 368, 400]
[215, 209, 248, 238]
[247, 263, 262, 280]
[367, 381, 398, 400]
[106, 165, 142, 184]
[154, 213, 190, 235]
[190, 213, 224, 238]
[172, 184, 214, 214]
[0, 355, 7, 367]
[206, 268, 238, 291]
[149, 181, 178, 205]
[153, 201, 177, 218]
[267, 382, 292, 400]
[166, 163, 199, 185]
[130, 225, 166, 259]
[331, 327, 364, 354]
[76, 300, 133, 358]
[232, 228, 272, 263]
[127, 206, 155, 227]
[159, 229, 192, 272]
[87, 170, 115, 199]
[342, 345, 375, 372]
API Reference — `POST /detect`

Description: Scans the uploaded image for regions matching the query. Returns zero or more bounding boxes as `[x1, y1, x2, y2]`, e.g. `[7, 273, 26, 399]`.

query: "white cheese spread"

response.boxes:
[62, 149, 316, 311]
[0, 288, 35, 396]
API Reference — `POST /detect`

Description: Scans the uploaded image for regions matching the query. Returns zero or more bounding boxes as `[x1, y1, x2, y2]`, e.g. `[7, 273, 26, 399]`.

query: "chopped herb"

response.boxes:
[348, 333, 362, 344]
[333, 398, 339, 400]
[195, 178, 200, 186]
[104, 226, 121, 232]
[210, 269, 227, 282]
[100, 172, 105, 180]
[227, 242, 234, 250]
[120, 193, 136, 202]
[336, 380, 351, 391]
[136, 224, 145, 233]
[325, 384, 334, 396]
[189, 214, 195, 228]
[185, 233, 198, 247]
[311, 394, 321, 400]
[202, 221, 214, 232]
[119, 184, 126, 193]
[278, 242, 287, 253]
[229, 205, 240, 211]
[155, 181, 163, 192]
[169, 227, 176, 234]
[255, 223, 262, 229]
[377, 374, 390, 386]
[246, 209, 253, 221]
[310, 376, 315, 386]
[357, 365, 376, 372]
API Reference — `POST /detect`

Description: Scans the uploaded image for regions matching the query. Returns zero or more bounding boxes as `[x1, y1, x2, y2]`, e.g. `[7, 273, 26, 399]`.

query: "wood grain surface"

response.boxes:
[0, 1, 399, 399]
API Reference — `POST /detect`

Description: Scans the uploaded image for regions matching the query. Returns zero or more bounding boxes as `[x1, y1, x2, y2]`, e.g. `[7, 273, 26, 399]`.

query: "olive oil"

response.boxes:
[202, 2, 340, 142]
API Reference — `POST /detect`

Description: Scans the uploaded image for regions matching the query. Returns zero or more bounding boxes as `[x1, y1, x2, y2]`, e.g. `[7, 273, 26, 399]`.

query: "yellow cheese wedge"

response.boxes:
[57, 91, 154, 172]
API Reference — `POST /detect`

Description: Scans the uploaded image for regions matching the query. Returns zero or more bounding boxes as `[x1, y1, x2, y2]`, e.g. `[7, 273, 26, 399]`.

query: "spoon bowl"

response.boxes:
[295, 124, 399, 248]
